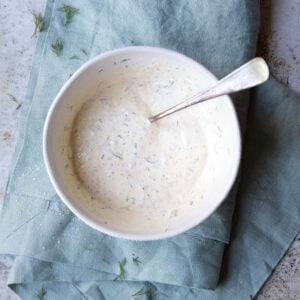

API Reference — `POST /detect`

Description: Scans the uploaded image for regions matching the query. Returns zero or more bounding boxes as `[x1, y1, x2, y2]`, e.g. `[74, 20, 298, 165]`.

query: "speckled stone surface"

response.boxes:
[255, 1, 300, 299]
[0, 1, 45, 299]
[0, 0, 299, 299]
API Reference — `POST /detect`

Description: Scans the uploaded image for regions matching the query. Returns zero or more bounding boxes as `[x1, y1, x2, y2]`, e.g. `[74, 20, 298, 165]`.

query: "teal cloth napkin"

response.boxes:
[0, 0, 299, 299]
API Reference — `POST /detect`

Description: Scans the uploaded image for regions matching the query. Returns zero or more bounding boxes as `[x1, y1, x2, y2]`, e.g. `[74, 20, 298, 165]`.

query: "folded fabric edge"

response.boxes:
[3, 235, 225, 292]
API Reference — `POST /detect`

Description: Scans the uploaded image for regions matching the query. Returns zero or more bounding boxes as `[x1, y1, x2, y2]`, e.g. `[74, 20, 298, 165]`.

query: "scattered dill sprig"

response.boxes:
[58, 5, 79, 26]
[51, 39, 63, 56]
[132, 256, 142, 266]
[132, 287, 152, 299]
[114, 258, 126, 281]
[69, 55, 80, 60]
[7, 94, 21, 109]
[34, 287, 47, 300]
[144, 157, 158, 164]
[31, 12, 44, 37]
[80, 48, 88, 55]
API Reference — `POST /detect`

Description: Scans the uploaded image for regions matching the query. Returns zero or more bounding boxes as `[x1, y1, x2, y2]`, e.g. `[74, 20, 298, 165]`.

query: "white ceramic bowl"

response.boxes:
[43, 46, 241, 240]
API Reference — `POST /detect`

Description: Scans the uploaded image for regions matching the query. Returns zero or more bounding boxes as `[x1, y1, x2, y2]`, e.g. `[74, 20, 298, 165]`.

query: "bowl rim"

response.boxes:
[43, 46, 241, 241]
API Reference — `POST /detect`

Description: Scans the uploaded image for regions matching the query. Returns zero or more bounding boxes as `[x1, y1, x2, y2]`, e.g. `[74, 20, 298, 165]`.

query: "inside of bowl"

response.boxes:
[45, 49, 240, 239]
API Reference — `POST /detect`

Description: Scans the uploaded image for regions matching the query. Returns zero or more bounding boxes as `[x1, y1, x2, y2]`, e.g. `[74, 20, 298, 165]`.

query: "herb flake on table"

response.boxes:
[112, 152, 123, 160]
[132, 287, 152, 299]
[114, 258, 126, 281]
[51, 39, 63, 56]
[34, 287, 47, 300]
[31, 12, 44, 37]
[58, 5, 79, 26]
[7, 93, 21, 109]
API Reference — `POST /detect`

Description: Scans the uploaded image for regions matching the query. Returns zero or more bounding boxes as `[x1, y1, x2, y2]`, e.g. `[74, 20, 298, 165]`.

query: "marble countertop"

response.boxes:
[0, 0, 299, 299]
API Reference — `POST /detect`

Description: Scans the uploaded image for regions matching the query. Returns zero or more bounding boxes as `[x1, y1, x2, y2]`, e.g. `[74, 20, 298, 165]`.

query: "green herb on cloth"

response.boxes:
[132, 256, 142, 266]
[102, 258, 110, 264]
[69, 55, 80, 60]
[7, 94, 21, 109]
[31, 12, 44, 37]
[114, 258, 126, 281]
[34, 287, 47, 300]
[51, 39, 63, 56]
[58, 5, 79, 26]
[81, 48, 88, 55]
[132, 287, 152, 299]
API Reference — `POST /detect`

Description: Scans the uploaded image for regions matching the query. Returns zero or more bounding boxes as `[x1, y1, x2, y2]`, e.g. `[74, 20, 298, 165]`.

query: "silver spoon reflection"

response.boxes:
[148, 57, 269, 123]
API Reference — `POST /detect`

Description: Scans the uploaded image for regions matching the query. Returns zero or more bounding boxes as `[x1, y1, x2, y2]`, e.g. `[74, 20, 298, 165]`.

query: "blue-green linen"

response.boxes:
[0, 0, 299, 299]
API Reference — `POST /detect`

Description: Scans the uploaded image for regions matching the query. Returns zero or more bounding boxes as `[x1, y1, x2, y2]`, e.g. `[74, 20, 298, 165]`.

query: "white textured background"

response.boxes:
[0, 0, 299, 299]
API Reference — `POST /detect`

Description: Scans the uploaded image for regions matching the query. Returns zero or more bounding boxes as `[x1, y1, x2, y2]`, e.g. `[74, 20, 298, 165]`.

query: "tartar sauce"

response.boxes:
[70, 59, 208, 225]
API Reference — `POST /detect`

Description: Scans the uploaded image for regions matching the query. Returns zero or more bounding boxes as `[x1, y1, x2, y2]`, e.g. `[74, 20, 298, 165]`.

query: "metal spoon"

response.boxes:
[148, 57, 269, 123]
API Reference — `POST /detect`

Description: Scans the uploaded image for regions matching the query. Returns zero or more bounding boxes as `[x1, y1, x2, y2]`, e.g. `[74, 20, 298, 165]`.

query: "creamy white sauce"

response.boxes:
[70, 60, 208, 224]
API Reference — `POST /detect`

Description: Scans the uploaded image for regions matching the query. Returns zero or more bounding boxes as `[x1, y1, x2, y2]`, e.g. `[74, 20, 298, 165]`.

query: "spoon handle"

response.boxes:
[148, 57, 269, 123]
